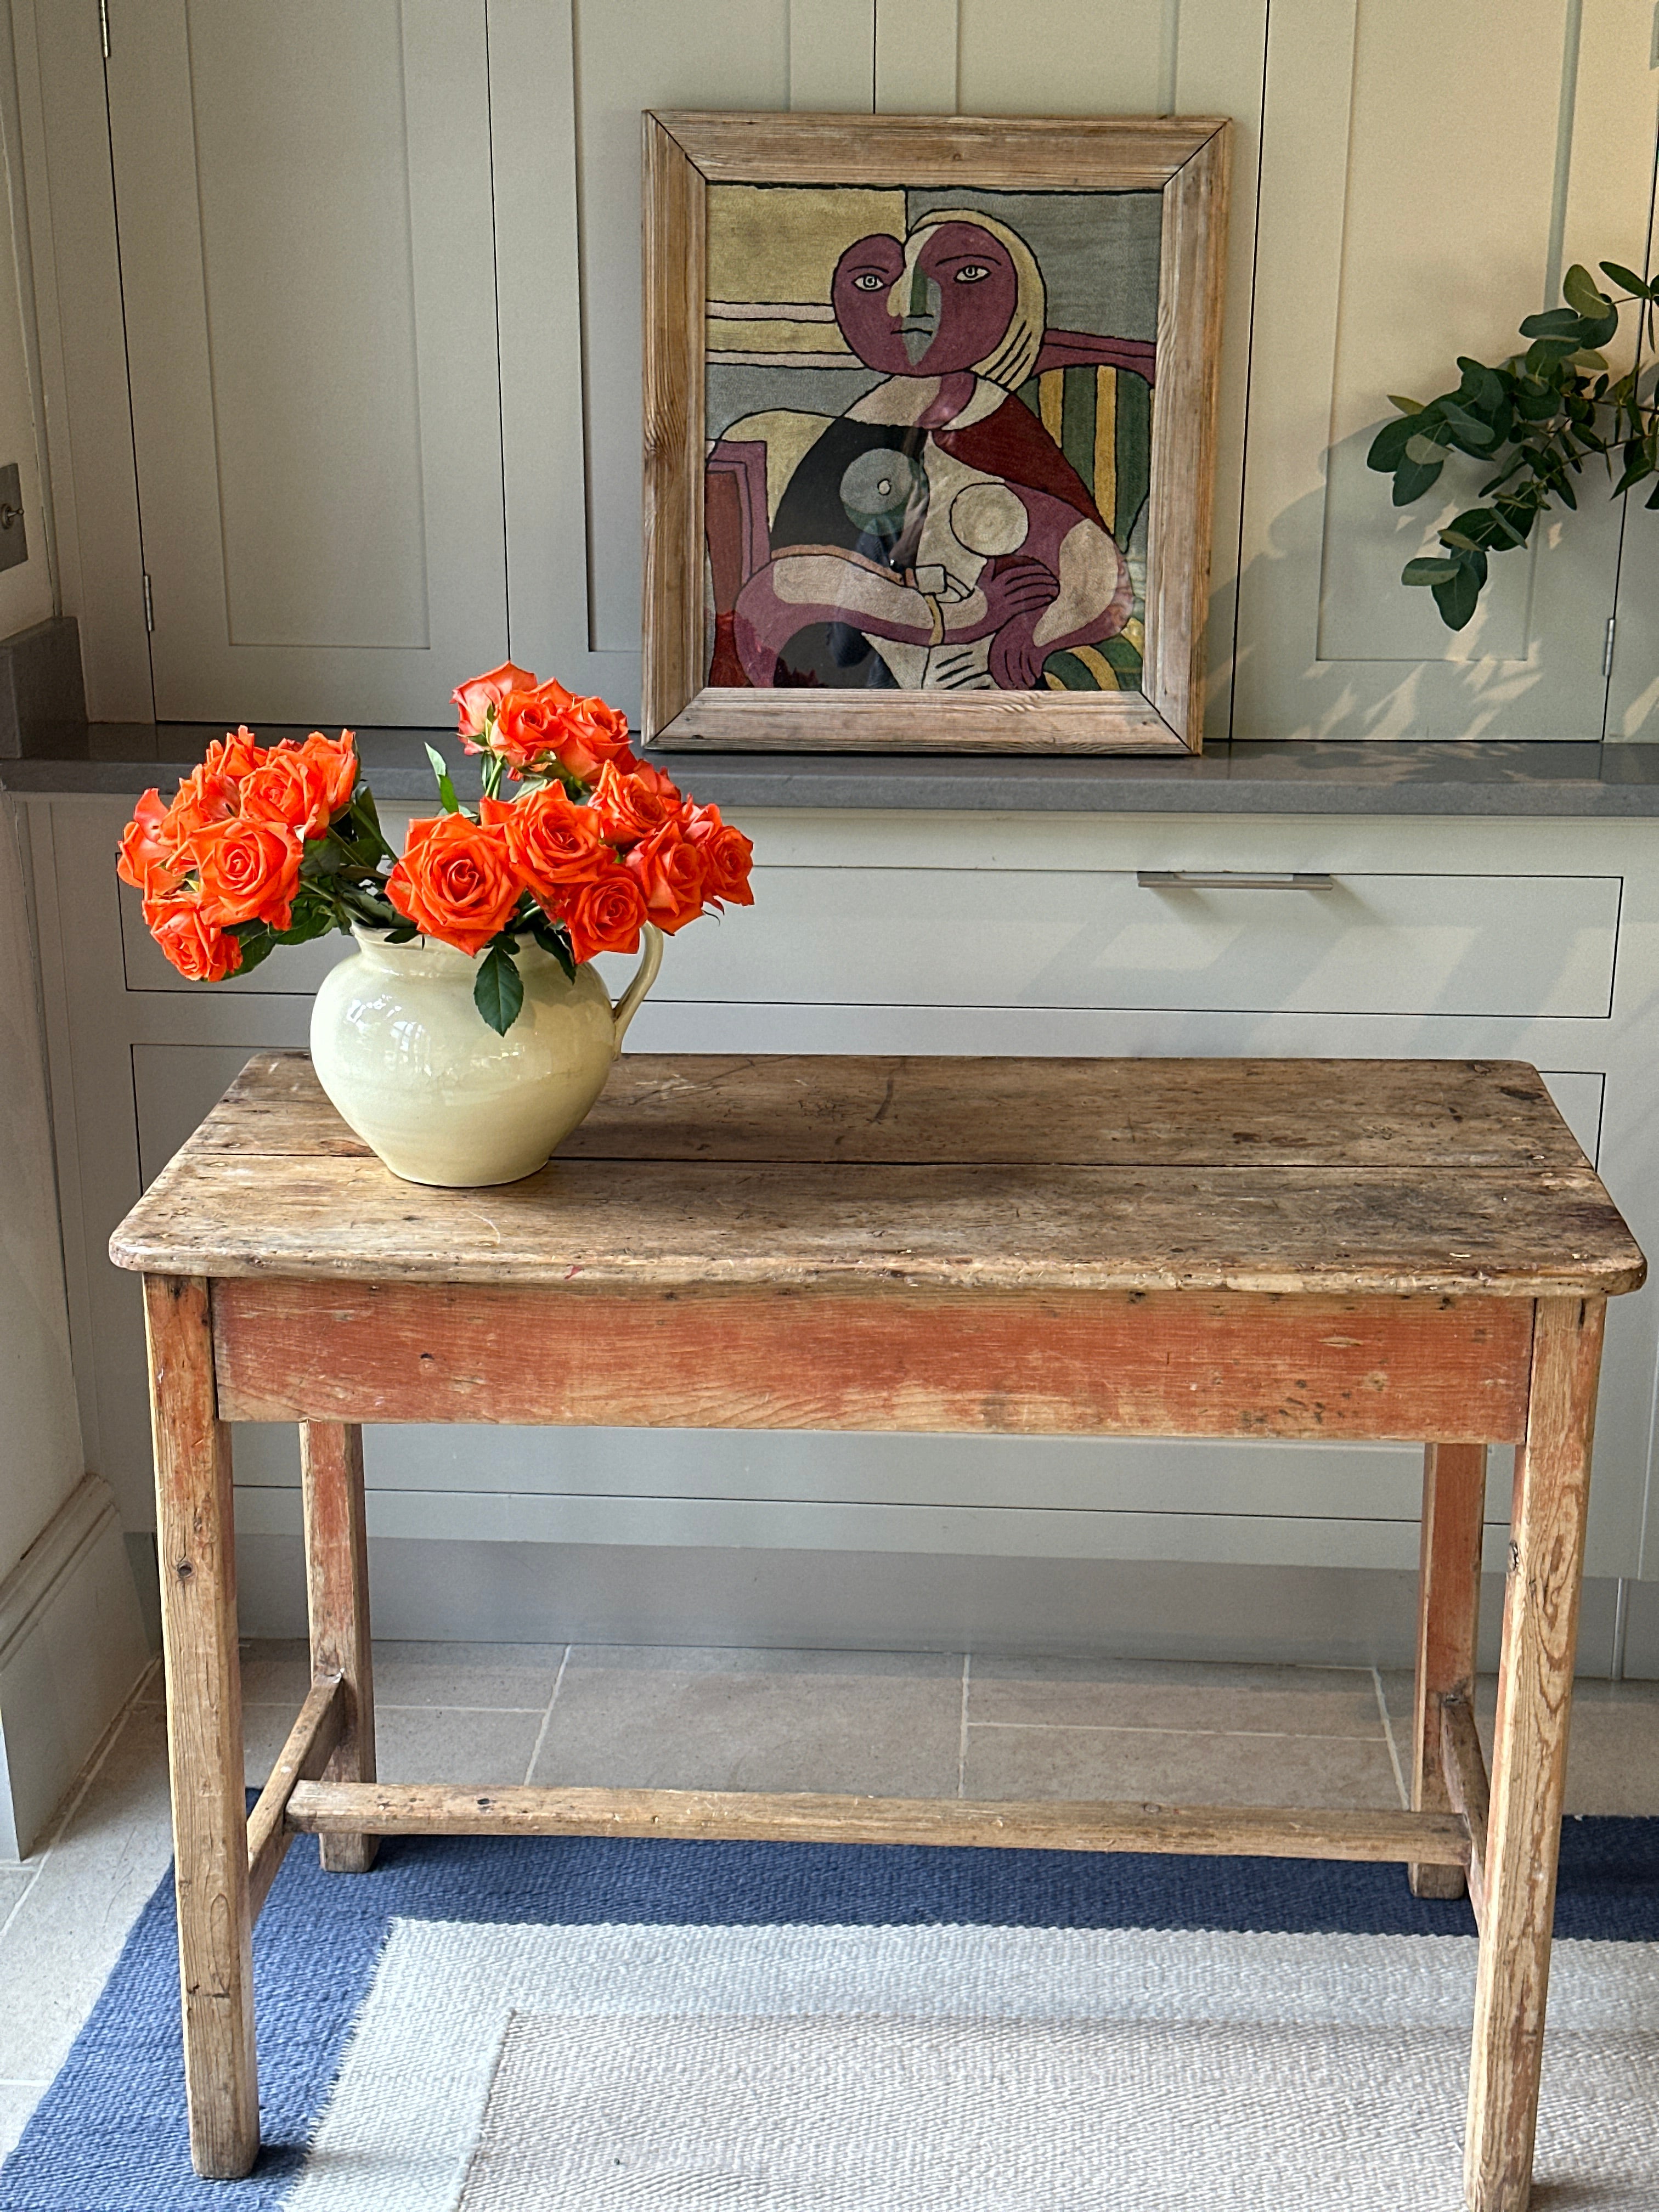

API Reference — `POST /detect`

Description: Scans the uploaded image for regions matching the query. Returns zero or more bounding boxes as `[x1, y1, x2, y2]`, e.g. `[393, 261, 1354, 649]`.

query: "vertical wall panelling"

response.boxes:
[1604, 30, 1659, 742]
[103, 0, 508, 727]
[573, 0, 790, 674]
[9, 0, 150, 718]
[789, 0, 876, 110]
[1172, 0, 1268, 744]
[1236, 0, 1657, 741]
[873, 0, 958, 113]
[488, 0, 628, 701]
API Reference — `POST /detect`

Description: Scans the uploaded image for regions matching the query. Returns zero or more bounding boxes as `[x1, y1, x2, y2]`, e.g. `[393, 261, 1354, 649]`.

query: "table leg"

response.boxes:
[143, 1274, 259, 2179]
[1409, 1442, 1486, 1898]
[1464, 1296, 1604, 2212]
[300, 1423, 377, 1873]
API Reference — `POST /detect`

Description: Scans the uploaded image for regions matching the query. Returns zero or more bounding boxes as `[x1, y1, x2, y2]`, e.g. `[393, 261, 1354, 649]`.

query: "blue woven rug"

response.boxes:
[4, 1815, 1658, 2209]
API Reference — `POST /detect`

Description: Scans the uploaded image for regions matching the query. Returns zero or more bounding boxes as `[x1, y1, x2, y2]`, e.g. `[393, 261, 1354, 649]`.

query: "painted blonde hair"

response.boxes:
[905, 209, 1047, 390]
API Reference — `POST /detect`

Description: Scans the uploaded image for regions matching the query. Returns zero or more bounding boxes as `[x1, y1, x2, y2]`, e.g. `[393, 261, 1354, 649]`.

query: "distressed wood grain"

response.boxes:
[1409, 1441, 1488, 1899]
[1146, 126, 1231, 743]
[1441, 1693, 1491, 1927]
[285, 1778, 1470, 1864]
[1466, 1295, 1605, 2212]
[213, 1278, 1533, 1441]
[143, 1274, 258, 2180]
[114, 1150, 1643, 1298]
[651, 690, 1189, 752]
[300, 1424, 377, 1874]
[651, 111, 1231, 192]
[245, 1675, 344, 1921]
[182, 1052, 1599, 1172]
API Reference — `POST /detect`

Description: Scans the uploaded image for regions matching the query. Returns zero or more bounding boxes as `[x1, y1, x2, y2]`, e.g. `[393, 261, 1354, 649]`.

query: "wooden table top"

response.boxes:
[109, 1052, 1645, 1301]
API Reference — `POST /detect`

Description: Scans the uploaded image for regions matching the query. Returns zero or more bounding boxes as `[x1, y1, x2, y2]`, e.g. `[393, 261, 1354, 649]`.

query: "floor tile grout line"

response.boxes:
[1373, 1667, 1410, 1810]
[956, 1654, 970, 1798]
[965, 1720, 1392, 1742]
[0, 1656, 163, 1945]
[522, 1645, 573, 1786]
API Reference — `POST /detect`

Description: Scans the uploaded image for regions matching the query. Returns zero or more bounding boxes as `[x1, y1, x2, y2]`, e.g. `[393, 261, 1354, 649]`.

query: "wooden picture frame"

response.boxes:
[641, 112, 1230, 755]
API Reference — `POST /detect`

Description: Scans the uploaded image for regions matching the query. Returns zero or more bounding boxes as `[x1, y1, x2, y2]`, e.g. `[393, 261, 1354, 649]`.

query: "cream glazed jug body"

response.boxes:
[309, 923, 663, 1186]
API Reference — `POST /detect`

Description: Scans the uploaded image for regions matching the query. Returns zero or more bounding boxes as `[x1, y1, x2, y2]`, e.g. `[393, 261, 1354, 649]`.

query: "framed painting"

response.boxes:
[641, 112, 1231, 755]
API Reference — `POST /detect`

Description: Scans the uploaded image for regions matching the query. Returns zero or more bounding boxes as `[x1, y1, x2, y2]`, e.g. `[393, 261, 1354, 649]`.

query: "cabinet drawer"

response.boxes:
[650, 867, 1618, 1018]
[121, 866, 1619, 1019]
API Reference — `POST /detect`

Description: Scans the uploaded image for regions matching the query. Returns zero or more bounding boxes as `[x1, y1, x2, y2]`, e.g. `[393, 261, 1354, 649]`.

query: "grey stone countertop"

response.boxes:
[8, 724, 1659, 816]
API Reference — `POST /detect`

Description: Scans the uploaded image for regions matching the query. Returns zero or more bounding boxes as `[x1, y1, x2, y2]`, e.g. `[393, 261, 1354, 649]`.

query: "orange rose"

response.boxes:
[493, 680, 578, 772]
[116, 789, 175, 890]
[684, 802, 754, 906]
[385, 811, 521, 956]
[549, 688, 634, 784]
[142, 892, 243, 982]
[588, 759, 676, 847]
[239, 747, 330, 839]
[630, 758, 691, 814]
[623, 821, 706, 934]
[454, 661, 535, 743]
[201, 725, 263, 781]
[297, 729, 358, 819]
[188, 817, 304, 930]
[163, 763, 240, 848]
[562, 865, 648, 963]
[481, 787, 610, 915]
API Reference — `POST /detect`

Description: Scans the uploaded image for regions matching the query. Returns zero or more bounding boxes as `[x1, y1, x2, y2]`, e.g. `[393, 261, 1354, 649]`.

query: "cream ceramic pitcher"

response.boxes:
[309, 923, 663, 1187]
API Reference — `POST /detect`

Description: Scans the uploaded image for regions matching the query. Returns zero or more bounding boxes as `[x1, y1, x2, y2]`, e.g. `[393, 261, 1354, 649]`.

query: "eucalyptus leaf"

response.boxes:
[425, 742, 461, 815]
[1600, 261, 1654, 299]
[1519, 307, 1583, 338]
[1401, 557, 1462, 584]
[1387, 394, 1425, 414]
[472, 942, 525, 1035]
[1431, 563, 1481, 629]
[1392, 454, 1446, 505]
[1562, 263, 1612, 319]
[1404, 431, 1449, 465]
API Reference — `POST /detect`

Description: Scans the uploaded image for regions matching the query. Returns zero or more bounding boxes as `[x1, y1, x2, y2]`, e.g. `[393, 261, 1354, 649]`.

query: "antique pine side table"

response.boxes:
[111, 1051, 1645, 2211]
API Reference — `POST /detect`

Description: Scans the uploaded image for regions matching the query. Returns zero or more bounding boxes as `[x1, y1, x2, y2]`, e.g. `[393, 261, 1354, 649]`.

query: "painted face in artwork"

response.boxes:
[831, 221, 1021, 377]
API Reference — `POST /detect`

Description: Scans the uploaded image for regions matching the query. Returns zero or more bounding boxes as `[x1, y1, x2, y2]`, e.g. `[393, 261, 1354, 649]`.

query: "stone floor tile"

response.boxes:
[968, 1655, 1386, 1739]
[373, 1705, 548, 1787]
[532, 1654, 962, 1796]
[0, 1702, 175, 2084]
[0, 2082, 46, 2165]
[963, 1722, 1405, 1812]
[368, 1641, 570, 1711]
[564, 1645, 961, 1680]
[0, 1870, 34, 1925]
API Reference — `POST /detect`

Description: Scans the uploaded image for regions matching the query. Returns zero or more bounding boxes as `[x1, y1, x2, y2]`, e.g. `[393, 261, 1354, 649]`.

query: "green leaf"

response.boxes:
[1401, 556, 1462, 585]
[529, 913, 578, 980]
[472, 942, 524, 1035]
[1368, 412, 1424, 470]
[1404, 431, 1449, 465]
[1455, 358, 1506, 411]
[1432, 562, 1482, 630]
[228, 923, 276, 976]
[1600, 260, 1653, 298]
[425, 743, 461, 815]
[1387, 393, 1426, 415]
[1563, 263, 1612, 319]
[1520, 307, 1584, 338]
[1439, 404, 1499, 450]
[1392, 454, 1446, 505]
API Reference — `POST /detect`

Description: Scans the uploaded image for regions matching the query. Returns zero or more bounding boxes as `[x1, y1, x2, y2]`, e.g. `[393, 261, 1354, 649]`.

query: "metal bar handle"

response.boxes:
[1136, 870, 1337, 890]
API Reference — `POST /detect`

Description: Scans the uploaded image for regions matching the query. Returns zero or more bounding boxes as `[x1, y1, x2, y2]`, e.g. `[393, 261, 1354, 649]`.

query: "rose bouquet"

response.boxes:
[115, 665, 753, 1033]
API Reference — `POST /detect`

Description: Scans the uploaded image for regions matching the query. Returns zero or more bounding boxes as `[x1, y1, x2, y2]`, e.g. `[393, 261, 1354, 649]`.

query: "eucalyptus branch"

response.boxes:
[1367, 259, 1657, 629]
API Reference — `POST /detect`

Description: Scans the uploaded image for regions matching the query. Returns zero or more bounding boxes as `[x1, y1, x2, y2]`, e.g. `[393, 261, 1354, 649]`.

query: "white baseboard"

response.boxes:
[232, 1532, 1635, 1679]
[0, 1474, 150, 1859]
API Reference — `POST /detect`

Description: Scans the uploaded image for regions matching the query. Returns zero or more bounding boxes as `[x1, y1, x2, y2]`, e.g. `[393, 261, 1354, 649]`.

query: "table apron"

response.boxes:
[209, 1279, 1534, 1443]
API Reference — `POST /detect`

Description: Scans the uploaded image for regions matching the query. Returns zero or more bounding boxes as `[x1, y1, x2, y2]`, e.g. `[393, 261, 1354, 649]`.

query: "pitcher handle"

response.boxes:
[609, 922, 664, 1053]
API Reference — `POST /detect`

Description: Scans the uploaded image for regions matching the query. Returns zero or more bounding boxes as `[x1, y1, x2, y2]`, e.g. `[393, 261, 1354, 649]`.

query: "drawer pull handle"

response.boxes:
[1136, 870, 1337, 890]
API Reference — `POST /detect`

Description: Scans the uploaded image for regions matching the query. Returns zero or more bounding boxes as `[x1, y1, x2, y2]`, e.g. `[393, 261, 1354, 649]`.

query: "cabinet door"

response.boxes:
[1235, 0, 1659, 741]
[103, 0, 507, 726]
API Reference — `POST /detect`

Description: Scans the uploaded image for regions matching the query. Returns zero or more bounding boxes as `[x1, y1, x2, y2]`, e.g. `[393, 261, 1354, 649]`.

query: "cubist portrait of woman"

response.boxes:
[702, 185, 1159, 696]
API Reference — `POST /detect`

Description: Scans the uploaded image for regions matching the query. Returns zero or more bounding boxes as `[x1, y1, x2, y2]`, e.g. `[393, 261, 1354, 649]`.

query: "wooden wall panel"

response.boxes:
[1236, 0, 1659, 742]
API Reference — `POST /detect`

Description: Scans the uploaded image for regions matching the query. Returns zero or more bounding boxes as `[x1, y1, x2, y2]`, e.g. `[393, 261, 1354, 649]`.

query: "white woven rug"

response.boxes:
[285, 1922, 1659, 2211]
